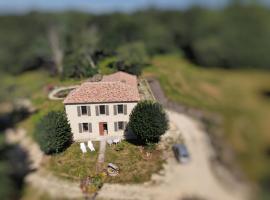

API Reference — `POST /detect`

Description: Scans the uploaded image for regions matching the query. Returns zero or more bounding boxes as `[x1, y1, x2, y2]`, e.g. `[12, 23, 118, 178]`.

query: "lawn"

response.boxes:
[46, 141, 164, 188]
[143, 54, 270, 184]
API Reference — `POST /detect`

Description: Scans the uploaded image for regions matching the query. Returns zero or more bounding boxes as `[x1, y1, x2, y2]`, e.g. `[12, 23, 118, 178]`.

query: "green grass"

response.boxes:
[143, 54, 270, 183]
[46, 141, 164, 184]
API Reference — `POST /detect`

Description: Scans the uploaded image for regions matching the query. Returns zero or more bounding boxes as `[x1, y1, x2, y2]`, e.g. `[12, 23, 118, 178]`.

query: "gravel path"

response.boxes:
[96, 110, 249, 200]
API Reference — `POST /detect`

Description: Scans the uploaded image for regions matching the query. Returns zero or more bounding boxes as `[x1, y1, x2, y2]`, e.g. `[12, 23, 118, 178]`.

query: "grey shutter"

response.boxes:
[124, 121, 128, 130]
[106, 105, 109, 115]
[124, 104, 127, 115]
[88, 123, 92, 133]
[87, 106, 91, 116]
[77, 106, 81, 116]
[95, 106, 99, 116]
[79, 123, 82, 133]
[114, 105, 117, 115]
[114, 122, 118, 131]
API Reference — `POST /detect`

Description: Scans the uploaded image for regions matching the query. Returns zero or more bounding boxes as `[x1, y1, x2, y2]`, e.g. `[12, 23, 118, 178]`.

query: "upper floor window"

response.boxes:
[81, 106, 87, 115]
[95, 105, 109, 116]
[77, 106, 91, 116]
[117, 104, 124, 114]
[114, 104, 127, 115]
[99, 105, 106, 115]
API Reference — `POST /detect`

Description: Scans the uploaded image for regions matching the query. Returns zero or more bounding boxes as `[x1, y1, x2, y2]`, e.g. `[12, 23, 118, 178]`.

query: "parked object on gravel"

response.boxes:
[172, 143, 190, 164]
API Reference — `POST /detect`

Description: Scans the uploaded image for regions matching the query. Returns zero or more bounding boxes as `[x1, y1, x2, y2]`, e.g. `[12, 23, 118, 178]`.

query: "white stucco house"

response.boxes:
[63, 71, 140, 142]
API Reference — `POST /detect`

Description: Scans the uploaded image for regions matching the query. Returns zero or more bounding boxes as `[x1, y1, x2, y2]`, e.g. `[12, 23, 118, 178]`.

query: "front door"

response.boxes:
[99, 122, 108, 136]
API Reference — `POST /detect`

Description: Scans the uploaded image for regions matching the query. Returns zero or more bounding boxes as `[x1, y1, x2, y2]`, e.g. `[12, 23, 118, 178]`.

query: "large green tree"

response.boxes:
[129, 101, 168, 144]
[34, 111, 72, 154]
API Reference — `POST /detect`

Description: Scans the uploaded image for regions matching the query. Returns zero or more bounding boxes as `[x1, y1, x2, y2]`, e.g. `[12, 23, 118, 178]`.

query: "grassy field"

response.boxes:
[46, 141, 164, 191]
[143, 54, 270, 184]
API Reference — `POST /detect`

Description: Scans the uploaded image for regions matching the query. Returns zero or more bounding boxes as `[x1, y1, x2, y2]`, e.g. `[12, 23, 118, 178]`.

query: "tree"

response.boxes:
[115, 42, 149, 75]
[129, 101, 168, 144]
[62, 49, 98, 79]
[34, 111, 72, 154]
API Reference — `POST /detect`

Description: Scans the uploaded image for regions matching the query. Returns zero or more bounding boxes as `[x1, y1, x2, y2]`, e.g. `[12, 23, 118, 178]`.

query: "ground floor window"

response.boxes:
[118, 121, 124, 130]
[79, 123, 92, 133]
[114, 121, 127, 131]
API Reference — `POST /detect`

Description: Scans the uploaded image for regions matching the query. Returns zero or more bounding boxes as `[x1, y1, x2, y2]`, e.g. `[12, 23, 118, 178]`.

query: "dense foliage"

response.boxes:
[113, 42, 149, 75]
[34, 111, 72, 154]
[1, 4, 270, 76]
[129, 101, 168, 144]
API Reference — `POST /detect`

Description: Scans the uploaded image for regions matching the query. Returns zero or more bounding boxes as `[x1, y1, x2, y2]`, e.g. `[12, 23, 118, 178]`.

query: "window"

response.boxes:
[81, 106, 87, 115]
[99, 105, 106, 115]
[118, 121, 124, 130]
[117, 104, 123, 114]
[82, 123, 89, 132]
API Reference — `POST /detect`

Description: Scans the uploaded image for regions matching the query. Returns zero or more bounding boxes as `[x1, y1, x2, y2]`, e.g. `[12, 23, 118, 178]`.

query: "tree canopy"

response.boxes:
[34, 111, 72, 154]
[129, 101, 168, 144]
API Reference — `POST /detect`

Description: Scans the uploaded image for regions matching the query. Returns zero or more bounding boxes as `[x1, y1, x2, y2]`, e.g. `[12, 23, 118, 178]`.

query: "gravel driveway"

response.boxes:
[97, 110, 249, 200]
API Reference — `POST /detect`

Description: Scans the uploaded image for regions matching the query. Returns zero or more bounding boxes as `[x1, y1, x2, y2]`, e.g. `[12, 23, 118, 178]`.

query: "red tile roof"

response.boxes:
[64, 72, 140, 104]
[101, 71, 137, 88]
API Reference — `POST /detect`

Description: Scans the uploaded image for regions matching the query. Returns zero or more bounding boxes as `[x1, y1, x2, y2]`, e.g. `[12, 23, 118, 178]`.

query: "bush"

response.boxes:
[129, 101, 168, 144]
[34, 111, 72, 154]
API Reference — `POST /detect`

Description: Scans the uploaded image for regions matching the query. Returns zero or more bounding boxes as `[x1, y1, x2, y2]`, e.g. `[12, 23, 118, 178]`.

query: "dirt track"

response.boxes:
[97, 110, 249, 200]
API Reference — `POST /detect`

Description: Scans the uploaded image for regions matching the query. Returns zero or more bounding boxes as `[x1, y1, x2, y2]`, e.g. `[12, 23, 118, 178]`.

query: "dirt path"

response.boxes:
[97, 138, 107, 163]
[96, 110, 249, 200]
[5, 128, 85, 199]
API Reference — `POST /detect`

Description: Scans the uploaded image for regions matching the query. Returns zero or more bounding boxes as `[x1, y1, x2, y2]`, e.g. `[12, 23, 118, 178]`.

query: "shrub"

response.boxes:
[129, 101, 168, 144]
[34, 111, 72, 154]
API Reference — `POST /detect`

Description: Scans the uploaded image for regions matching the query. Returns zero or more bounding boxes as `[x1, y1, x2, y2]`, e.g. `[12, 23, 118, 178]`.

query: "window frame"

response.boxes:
[118, 121, 124, 130]
[99, 105, 106, 115]
[81, 106, 87, 115]
[82, 123, 89, 132]
[117, 104, 124, 114]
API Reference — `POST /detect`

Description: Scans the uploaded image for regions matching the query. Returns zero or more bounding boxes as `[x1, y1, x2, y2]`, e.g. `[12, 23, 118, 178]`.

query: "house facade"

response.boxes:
[63, 72, 140, 141]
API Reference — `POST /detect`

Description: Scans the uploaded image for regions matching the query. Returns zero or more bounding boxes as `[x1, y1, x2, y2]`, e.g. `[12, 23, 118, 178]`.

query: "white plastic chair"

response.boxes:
[80, 143, 87, 153]
[113, 138, 121, 144]
[87, 141, 95, 151]
[107, 139, 113, 146]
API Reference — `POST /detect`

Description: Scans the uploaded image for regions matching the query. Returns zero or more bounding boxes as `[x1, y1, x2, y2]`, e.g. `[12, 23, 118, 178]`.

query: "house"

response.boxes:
[63, 71, 140, 141]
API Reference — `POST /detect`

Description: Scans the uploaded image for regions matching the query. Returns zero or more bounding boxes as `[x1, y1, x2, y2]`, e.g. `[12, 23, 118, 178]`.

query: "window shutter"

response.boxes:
[124, 121, 128, 130]
[79, 123, 82, 133]
[87, 106, 91, 116]
[114, 105, 117, 115]
[88, 123, 92, 133]
[95, 106, 99, 116]
[114, 122, 118, 132]
[106, 105, 109, 115]
[77, 106, 81, 116]
[124, 104, 127, 115]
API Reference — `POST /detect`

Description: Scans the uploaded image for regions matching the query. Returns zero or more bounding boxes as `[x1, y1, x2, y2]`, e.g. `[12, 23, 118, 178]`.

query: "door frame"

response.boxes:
[99, 122, 108, 136]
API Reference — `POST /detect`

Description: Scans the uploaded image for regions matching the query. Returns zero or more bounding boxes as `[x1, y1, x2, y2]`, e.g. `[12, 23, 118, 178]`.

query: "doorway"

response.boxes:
[99, 122, 108, 136]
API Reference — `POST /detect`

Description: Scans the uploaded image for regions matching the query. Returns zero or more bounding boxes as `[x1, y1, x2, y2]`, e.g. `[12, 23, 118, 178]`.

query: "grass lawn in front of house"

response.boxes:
[46, 141, 164, 186]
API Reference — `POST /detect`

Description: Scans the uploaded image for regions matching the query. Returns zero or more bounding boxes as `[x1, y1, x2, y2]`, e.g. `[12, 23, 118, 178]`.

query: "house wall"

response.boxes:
[65, 102, 137, 142]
